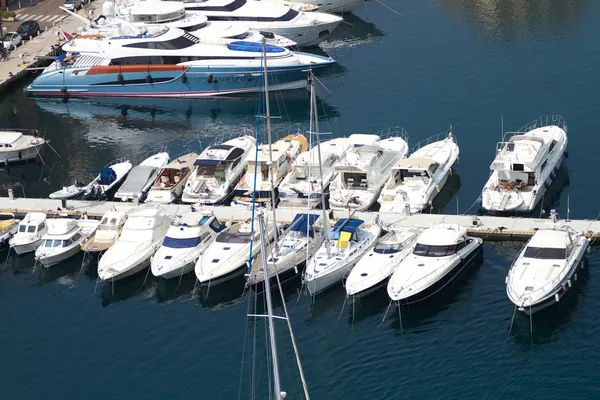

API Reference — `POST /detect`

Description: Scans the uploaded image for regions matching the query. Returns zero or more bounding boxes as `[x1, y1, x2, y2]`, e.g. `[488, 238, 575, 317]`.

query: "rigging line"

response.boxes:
[506, 305, 517, 340]
[374, 0, 403, 17]
[251, 289, 259, 400]
[398, 301, 404, 338]
[238, 291, 254, 400]
[264, 295, 273, 400]
[311, 75, 333, 96]
[376, 301, 393, 331]
[462, 195, 482, 215]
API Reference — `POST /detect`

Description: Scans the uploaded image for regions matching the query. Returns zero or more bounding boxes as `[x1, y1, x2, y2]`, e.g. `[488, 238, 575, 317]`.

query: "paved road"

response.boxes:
[2, 0, 94, 32]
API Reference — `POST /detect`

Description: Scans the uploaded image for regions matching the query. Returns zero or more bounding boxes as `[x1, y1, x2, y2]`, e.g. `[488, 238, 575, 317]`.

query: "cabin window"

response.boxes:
[456, 240, 468, 251]
[123, 35, 197, 50]
[100, 217, 108, 225]
[528, 173, 535, 186]
[163, 236, 202, 248]
[27, 225, 36, 233]
[541, 161, 548, 171]
[72, 233, 82, 242]
[19, 225, 27, 233]
[205, 9, 299, 22]
[512, 164, 524, 172]
[413, 243, 457, 257]
[523, 247, 566, 259]
[44, 240, 52, 247]
[54, 240, 63, 248]
[343, 172, 367, 188]
[185, 0, 247, 12]
[374, 242, 403, 254]
[215, 231, 252, 244]
[110, 218, 118, 225]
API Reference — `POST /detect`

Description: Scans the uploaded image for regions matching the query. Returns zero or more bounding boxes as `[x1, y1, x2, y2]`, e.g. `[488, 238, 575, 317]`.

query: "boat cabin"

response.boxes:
[193, 144, 245, 180]
[162, 213, 224, 249]
[154, 157, 194, 190]
[523, 230, 574, 260]
[336, 146, 385, 190]
[42, 220, 82, 248]
[96, 211, 127, 240]
[388, 158, 438, 186]
[17, 213, 47, 235]
[412, 225, 469, 257]
[0, 131, 31, 150]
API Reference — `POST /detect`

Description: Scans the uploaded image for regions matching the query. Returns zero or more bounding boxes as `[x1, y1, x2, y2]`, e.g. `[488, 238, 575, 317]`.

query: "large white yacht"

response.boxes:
[329, 132, 409, 211]
[182, 136, 255, 205]
[9, 212, 48, 255]
[387, 224, 482, 304]
[146, 153, 198, 203]
[277, 0, 367, 13]
[506, 226, 588, 314]
[114, 152, 170, 202]
[379, 133, 459, 214]
[482, 117, 568, 212]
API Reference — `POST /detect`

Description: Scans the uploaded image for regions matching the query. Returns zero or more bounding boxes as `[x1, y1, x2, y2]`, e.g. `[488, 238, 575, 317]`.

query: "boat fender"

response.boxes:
[574, 273, 578, 281]
[555, 293, 560, 302]
[117, 73, 124, 83]
[553, 166, 559, 174]
[544, 181, 549, 189]
[146, 74, 153, 84]
[181, 73, 187, 84]
[550, 172, 555, 180]
[564, 150, 569, 159]
[456, 157, 460, 165]
[207, 73, 214, 83]
[449, 167, 453, 175]
[568, 279, 572, 288]
[18, 151, 22, 160]
[435, 184, 440, 193]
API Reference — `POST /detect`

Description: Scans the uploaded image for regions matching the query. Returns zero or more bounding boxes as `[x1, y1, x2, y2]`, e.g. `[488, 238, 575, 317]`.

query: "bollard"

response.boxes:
[61, 198, 67, 209]
[7, 188, 14, 201]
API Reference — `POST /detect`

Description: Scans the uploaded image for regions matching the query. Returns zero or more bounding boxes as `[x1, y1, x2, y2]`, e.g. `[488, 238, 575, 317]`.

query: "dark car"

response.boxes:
[16, 20, 40, 40]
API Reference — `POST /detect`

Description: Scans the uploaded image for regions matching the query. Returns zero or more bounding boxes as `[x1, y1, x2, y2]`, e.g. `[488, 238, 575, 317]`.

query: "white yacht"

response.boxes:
[182, 0, 343, 47]
[151, 211, 226, 279]
[9, 212, 48, 255]
[276, 0, 367, 13]
[329, 133, 409, 211]
[114, 152, 170, 202]
[506, 226, 588, 314]
[303, 218, 381, 295]
[387, 224, 482, 304]
[182, 136, 255, 205]
[35, 219, 98, 267]
[146, 153, 198, 203]
[345, 226, 421, 299]
[247, 213, 322, 286]
[98, 208, 172, 281]
[379, 133, 459, 214]
[482, 118, 568, 212]
[195, 217, 278, 286]
[0, 130, 46, 165]
[81, 211, 128, 254]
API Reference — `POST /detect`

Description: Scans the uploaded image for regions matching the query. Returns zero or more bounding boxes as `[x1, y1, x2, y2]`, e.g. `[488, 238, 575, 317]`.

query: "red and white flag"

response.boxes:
[61, 30, 72, 41]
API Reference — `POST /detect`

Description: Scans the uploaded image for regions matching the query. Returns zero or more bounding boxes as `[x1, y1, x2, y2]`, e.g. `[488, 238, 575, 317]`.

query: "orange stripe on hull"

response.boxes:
[87, 65, 187, 75]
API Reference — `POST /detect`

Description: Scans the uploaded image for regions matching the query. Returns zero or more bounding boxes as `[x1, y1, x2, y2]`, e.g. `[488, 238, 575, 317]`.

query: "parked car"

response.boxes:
[16, 20, 40, 40]
[63, 0, 82, 11]
[1, 32, 22, 51]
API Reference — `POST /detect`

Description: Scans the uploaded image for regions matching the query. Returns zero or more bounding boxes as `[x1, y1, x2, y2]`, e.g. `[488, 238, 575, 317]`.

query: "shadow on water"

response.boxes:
[197, 275, 247, 310]
[430, 173, 462, 214]
[320, 13, 386, 49]
[155, 273, 197, 303]
[305, 284, 348, 324]
[348, 288, 393, 326]
[99, 268, 157, 307]
[34, 254, 85, 286]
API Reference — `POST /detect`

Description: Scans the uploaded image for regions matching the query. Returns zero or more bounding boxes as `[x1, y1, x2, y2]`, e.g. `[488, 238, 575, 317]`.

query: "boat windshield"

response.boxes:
[162, 236, 202, 248]
[44, 239, 66, 248]
[523, 246, 566, 259]
[413, 243, 456, 257]
[216, 231, 251, 244]
[374, 242, 403, 254]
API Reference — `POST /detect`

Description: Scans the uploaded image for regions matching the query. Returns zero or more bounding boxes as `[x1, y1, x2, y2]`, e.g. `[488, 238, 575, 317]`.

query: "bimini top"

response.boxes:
[329, 218, 363, 240]
[91, 168, 117, 185]
[417, 224, 467, 246]
[527, 229, 571, 249]
[47, 219, 78, 236]
[227, 41, 285, 53]
[290, 213, 319, 236]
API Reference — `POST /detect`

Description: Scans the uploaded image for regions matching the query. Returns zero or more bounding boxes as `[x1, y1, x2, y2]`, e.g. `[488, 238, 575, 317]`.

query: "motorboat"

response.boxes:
[81, 211, 128, 254]
[387, 224, 482, 304]
[146, 153, 198, 203]
[9, 212, 48, 255]
[97, 207, 172, 281]
[247, 213, 322, 286]
[277, 0, 367, 13]
[35, 218, 99, 267]
[114, 152, 170, 202]
[151, 210, 226, 279]
[506, 226, 589, 314]
[345, 226, 421, 299]
[181, 136, 255, 205]
[482, 116, 568, 212]
[303, 218, 381, 295]
[26, 27, 335, 99]
[232, 133, 308, 207]
[195, 216, 278, 286]
[0, 130, 46, 165]
[329, 131, 409, 211]
[379, 133, 459, 214]
[0, 213, 20, 247]
[182, 0, 343, 47]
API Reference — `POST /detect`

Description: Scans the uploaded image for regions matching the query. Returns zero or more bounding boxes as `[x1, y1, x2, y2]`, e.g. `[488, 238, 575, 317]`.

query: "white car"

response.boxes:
[1, 32, 22, 51]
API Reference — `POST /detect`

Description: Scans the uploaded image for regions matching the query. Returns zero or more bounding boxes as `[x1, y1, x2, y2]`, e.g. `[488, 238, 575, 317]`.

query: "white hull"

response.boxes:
[36, 245, 81, 268]
[101, 255, 152, 282]
[248, 21, 340, 47]
[12, 239, 43, 255]
[330, 189, 380, 212]
[379, 170, 451, 214]
[152, 260, 195, 279]
[305, 258, 358, 295]
[0, 144, 44, 164]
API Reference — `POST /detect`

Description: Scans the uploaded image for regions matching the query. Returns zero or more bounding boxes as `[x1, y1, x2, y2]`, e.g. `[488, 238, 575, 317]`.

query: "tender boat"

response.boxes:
[329, 131, 409, 211]
[151, 211, 226, 279]
[81, 211, 128, 254]
[114, 152, 170, 202]
[387, 224, 482, 304]
[0, 213, 20, 247]
[98, 208, 172, 281]
[345, 226, 421, 299]
[482, 116, 568, 212]
[146, 153, 198, 203]
[247, 213, 323, 286]
[35, 219, 99, 267]
[181, 136, 255, 205]
[379, 133, 459, 214]
[506, 226, 589, 314]
[0, 130, 46, 165]
[303, 218, 381, 295]
[9, 212, 48, 255]
[195, 217, 278, 286]
[232, 133, 308, 207]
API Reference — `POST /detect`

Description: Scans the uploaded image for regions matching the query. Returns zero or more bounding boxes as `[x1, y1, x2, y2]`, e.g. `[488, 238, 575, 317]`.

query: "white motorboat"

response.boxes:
[345, 226, 421, 299]
[247, 213, 323, 286]
[329, 131, 409, 211]
[276, 0, 367, 13]
[81, 211, 128, 254]
[506, 226, 588, 314]
[35, 219, 99, 267]
[9, 212, 48, 255]
[0, 130, 46, 165]
[379, 133, 459, 214]
[387, 224, 482, 304]
[114, 152, 170, 202]
[183, 0, 343, 47]
[146, 153, 198, 203]
[195, 217, 278, 286]
[181, 136, 255, 205]
[482, 116, 568, 212]
[151, 211, 226, 279]
[98, 208, 172, 281]
[303, 218, 381, 295]
[0, 213, 20, 247]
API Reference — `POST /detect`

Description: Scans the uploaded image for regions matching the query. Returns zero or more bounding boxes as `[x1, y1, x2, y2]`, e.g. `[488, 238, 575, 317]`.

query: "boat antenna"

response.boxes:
[567, 194, 571, 222]
[501, 114, 504, 142]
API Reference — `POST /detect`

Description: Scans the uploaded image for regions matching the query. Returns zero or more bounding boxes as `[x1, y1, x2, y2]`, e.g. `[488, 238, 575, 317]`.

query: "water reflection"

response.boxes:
[155, 274, 197, 303]
[321, 13, 386, 49]
[100, 269, 157, 307]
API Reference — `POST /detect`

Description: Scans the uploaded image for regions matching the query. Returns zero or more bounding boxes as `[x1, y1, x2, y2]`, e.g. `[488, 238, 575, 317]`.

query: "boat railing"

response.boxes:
[136, 146, 168, 165]
[1, 128, 44, 138]
[103, 157, 130, 169]
[516, 114, 567, 134]
[375, 126, 409, 143]
[409, 127, 455, 154]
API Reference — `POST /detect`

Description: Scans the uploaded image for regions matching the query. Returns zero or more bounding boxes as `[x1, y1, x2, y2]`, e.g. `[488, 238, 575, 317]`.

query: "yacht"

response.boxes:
[81, 211, 128, 254]
[98, 207, 172, 281]
[303, 218, 381, 295]
[387, 224, 482, 304]
[247, 213, 322, 286]
[151, 211, 226, 279]
[329, 132, 409, 211]
[181, 136, 255, 205]
[114, 152, 170, 202]
[0, 213, 20, 247]
[9, 212, 48, 255]
[482, 117, 568, 212]
[0, 130, 46, 165]
[345, 226, 421, 299]
[277, 0, 367, 13]
[232, 133, 308, 206]
[379, 133, 459, 214]
[506, 226, 588, 314]
[195, 217, 278, 286]
[35, 219, 99, 267]
[182, 0, 343, 47]
[146, 153, 198, 203]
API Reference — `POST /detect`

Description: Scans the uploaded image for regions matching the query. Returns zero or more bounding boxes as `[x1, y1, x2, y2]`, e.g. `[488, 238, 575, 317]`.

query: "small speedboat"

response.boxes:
[0, 213, 20, 247]
[81, 211, 128, 255]
[0, 130, 46, 165]
[506, 226, 588, 314]
[114, 152, 170, 202]
[387, 224, 482, 304]
[151, 211, 226, 279]
[35, 218, 98, 267]
[9, 212, 48, 254]
[146, 153, 198, 204]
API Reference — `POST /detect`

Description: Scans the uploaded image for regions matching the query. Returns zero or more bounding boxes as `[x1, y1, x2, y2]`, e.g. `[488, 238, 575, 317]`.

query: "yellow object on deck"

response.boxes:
[337, 231, 351, 249]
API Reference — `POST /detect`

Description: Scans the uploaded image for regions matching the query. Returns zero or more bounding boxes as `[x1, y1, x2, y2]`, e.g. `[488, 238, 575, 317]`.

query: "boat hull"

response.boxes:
[0, 144, 44, 165]
[11, 238, 43, 255]
[100, 256, 152, 282]
[152, 260, 195, 279]
[305, 259, 359, 295]
[36, 245, 81, 268]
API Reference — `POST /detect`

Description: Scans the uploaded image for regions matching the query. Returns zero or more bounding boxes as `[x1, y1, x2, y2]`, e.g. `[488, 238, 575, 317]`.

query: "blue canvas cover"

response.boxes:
[329, 218, 364, 240]
[226, 41, 285, 53]
[91, 168, 117, 185]
[194, 159, 221, 166]
[290, 213, 320, 237]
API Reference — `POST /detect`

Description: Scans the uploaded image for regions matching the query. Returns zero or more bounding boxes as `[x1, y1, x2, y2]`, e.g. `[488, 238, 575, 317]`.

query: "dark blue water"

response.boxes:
[2, 1, 600, 398]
